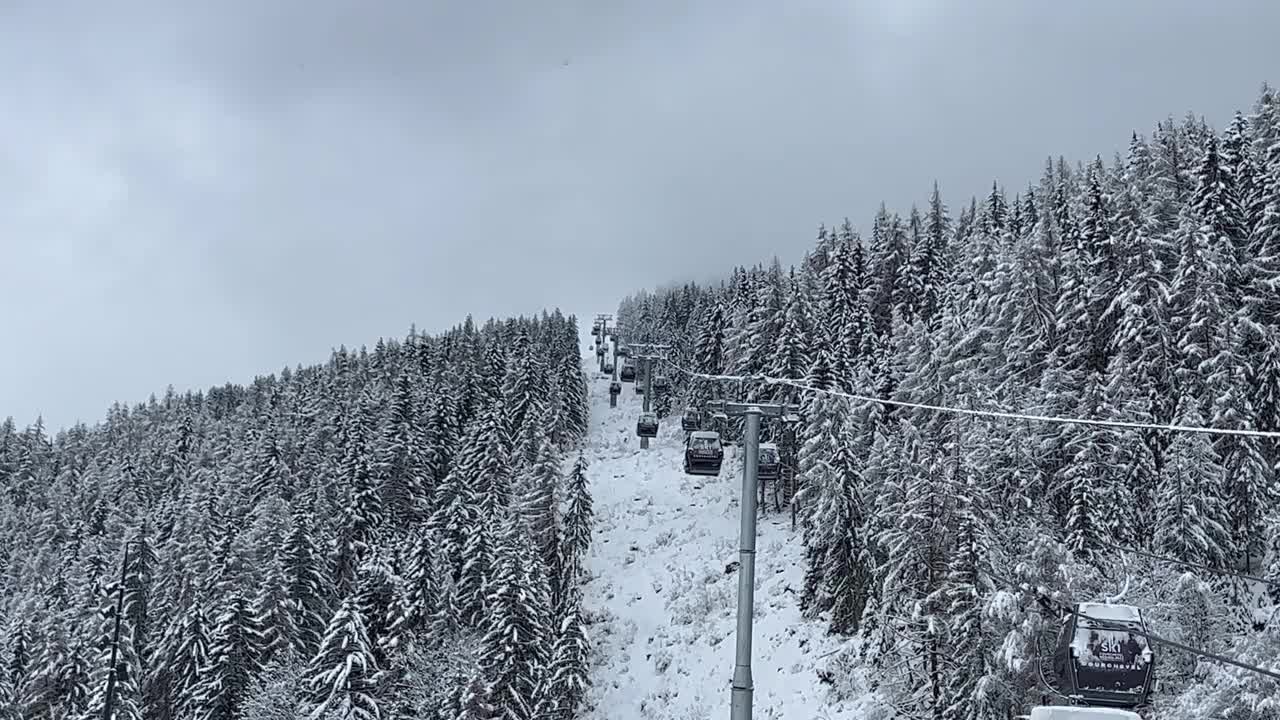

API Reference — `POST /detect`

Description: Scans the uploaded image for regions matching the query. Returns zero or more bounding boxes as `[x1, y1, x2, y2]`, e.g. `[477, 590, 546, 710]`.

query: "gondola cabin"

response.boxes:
[1026, 707, 1140, 720]
[653, 375, 671, 394]
[603, 362, 615, 374]
[757, 443, 780, 481]
[681, 407, 702, 432]
[609, 381, 622, 397]
[684, 431, 723, 475]
[1052, 603, 1155, 708]
[636, 412, 659, 438]
[710, 411, 731, 445]
[617, 345, 631, 358]
[620, 359, 636, 382]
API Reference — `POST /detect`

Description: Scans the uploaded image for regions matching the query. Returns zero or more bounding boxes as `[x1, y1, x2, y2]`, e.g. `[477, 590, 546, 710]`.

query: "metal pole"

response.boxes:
[640, 356, 653, 449]
[594, 314, 611, 373]
[609, 335, 619, 408]
[597, 323, 605, 373]
[731, 407, 761, 720]
[102, 542, 133, 720]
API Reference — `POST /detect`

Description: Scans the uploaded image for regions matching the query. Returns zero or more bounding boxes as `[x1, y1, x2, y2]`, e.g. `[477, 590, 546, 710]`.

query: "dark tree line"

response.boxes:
[616, 84, 1280, 717]
[0, 310, 594, 720]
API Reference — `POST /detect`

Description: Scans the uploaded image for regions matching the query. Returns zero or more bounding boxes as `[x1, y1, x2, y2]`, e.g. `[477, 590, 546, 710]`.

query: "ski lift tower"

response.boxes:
[705, 399, 799, 720]
[593, 314, 612, 373]
[605, 322, 622, 407]
[631, 343, 671, 450]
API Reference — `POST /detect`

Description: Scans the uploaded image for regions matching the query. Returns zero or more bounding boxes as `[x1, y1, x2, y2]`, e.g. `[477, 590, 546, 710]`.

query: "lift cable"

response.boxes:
[1096, 539, 1280, 588]
[659, 361, 1280, 439]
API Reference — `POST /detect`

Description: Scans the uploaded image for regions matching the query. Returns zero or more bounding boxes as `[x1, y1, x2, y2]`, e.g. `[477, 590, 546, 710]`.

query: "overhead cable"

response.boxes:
[661, 361, 1280, 439]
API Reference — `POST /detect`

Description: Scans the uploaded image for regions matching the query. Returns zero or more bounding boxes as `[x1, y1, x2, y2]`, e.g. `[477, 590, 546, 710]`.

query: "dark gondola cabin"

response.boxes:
[617, 345, 631, 358]
[757, 442, 780, 481]
[1051, 603, 1155, 708]
[653, 375, 671, 394]
[636, 412, 659, 438]
[710, 411, 731, 445]
[684, 431, 723, 475]
[603, 362, 614, 374]
[609, 381, 622, 397]
[620, 359, 636, 382]
[681, 407, 702, 432]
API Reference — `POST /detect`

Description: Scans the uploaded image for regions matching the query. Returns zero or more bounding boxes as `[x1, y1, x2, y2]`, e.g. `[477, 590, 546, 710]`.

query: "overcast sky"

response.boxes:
[1, 0, 1277, 430]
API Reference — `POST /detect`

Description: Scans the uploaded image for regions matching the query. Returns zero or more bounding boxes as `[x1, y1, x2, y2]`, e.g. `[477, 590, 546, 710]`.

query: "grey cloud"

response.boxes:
[1, 0, 1277, 429]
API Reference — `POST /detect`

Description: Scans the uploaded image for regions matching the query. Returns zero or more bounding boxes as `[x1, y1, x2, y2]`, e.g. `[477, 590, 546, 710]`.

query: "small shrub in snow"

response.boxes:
[652, 528, 678, 548]
[651, 648, 672, 674]
[824, 642, 866, 703]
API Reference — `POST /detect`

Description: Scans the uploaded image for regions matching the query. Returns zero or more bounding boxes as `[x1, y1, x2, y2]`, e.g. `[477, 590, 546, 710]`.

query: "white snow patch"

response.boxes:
[1077, 602, 1142, 622]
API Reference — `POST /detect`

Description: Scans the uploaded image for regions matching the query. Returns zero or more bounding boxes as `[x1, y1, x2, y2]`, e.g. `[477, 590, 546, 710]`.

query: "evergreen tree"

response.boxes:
[282, 507, 330, 659]
[561, 454, 593, 588]
[479, 510, 552, 720]
[523, 439, 564, 605]
[542, 588, 590, 720]
[380, 370, 429, 528]
[191, 593, 266, 720]
[82, 580, 143, 720]
[305, 598, 383, 720]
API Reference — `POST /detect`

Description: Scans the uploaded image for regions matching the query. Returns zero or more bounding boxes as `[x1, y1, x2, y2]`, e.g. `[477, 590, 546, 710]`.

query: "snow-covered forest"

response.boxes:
[615, 84, 1280, 717]
[0, 311, 592, 719]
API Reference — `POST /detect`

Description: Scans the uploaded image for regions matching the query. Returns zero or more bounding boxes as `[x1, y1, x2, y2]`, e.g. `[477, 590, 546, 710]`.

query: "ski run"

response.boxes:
[576, 366, 864, 720]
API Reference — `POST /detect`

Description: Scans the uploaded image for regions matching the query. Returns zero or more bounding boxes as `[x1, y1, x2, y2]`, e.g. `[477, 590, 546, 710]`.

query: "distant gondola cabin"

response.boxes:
[636, 412, 659, 438]
[757, 442, 780, 481]
[681, 407, 701, 432]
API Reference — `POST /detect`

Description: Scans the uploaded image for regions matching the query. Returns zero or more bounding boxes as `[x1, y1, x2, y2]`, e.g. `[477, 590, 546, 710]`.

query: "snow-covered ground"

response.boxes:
[578, 370, 849, 720]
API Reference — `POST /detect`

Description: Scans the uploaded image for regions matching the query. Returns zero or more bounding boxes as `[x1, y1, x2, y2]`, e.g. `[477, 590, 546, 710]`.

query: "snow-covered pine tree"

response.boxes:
[479, 509, 552, 720]
[503, 330, 548, 462]
[1154, 399, 1231, 569]
[379, 369, 428, 529]
[82, 579, 143, 720]
[304, 598, 383, 720]
[250, 550, 297, 669]
[190, 593, 267, 720]
[560, 453, 593, 589]
[691, 298, 728, 405]
[147, 600, 212, 720]
[541, 586, 590, 720]
[814, 412, 872, 635]
[282, 506, 330, 659]
[553, 350, 589, 447]
[522, 439, 564, 606]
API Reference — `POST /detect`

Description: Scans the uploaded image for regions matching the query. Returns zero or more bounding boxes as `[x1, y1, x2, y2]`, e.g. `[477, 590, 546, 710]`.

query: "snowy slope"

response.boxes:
[577, 370, 855, 720]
